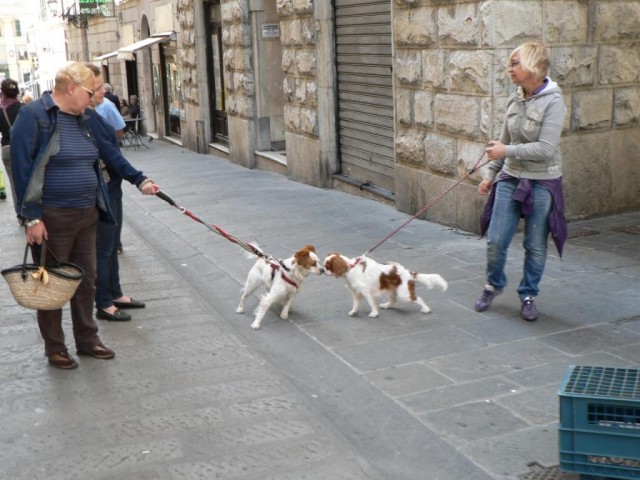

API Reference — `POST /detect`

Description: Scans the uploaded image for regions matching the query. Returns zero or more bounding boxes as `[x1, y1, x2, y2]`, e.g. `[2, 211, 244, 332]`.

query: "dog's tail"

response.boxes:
[415, 273, 448, 292]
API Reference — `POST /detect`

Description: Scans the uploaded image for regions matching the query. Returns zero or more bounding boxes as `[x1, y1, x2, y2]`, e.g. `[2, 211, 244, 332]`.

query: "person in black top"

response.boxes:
[103, 83, 119, 110]
[0, 78, 23, 206]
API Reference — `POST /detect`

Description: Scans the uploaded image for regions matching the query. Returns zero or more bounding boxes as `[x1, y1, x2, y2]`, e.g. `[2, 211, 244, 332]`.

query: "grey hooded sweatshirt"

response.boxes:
[486, 77, 566, 181]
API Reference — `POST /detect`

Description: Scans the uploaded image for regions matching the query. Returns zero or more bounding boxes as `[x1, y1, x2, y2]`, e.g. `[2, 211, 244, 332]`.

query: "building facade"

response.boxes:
[67, 0, 640, 232]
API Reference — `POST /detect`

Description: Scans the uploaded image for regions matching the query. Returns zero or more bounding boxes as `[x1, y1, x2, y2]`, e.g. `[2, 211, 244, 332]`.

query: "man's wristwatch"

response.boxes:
[25, 219, 41, 228]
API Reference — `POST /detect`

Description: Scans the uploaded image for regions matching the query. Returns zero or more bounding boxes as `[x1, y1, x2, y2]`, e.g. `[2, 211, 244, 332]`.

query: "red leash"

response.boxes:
[363, 151, 490, 257]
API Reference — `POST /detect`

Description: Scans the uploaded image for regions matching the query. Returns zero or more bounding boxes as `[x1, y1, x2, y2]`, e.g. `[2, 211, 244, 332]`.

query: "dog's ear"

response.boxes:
[325, 254, 348, 277]
[302, 245, 316, 253]
[294, 245, 316, 266]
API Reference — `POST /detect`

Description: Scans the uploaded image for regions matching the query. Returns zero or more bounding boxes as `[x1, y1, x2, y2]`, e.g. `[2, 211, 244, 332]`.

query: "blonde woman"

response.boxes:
[475, 43, 567, 322]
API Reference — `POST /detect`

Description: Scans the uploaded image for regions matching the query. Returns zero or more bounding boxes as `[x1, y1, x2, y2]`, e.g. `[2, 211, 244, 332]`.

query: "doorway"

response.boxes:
[205, 0, 228, 146]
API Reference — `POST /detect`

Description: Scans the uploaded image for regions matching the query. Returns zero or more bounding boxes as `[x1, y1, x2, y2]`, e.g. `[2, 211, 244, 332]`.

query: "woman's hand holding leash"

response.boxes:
[485, 140, 505, 160]
[478, 140, 505, 195]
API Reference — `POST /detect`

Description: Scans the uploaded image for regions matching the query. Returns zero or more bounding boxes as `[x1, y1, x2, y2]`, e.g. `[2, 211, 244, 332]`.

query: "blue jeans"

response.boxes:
[486, 179, 552, 299]
[95, 196, 123, 309]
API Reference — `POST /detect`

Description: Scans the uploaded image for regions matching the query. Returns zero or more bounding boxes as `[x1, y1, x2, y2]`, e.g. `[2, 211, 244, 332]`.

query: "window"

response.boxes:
[15, 20, 22, 37]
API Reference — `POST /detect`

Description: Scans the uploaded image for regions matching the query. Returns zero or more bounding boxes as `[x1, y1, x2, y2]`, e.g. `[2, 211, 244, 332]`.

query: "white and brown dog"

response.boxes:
[236, 245, 324, 330]
[323, 253, 447, 318]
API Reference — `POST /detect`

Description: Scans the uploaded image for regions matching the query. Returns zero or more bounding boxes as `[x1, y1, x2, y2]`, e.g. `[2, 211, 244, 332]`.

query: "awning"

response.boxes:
[117, 32, 173, 60]
[93, 50, 119, 61]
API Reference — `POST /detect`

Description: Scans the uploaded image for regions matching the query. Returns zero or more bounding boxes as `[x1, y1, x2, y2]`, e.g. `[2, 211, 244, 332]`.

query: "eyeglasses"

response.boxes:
[79, 85, 95, 98]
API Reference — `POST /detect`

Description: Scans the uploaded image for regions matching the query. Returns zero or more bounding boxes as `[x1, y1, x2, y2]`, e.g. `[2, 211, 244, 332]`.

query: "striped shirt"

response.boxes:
[42, 112, 99, 208]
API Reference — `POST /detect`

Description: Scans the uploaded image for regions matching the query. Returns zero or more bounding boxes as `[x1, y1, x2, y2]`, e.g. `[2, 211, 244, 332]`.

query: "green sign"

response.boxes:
[78, 0, 114, 17]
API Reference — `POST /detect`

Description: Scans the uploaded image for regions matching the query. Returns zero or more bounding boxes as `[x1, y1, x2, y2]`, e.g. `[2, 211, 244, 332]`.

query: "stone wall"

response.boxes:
[277, 0, 318, 139]
[393, 0, 640, 231]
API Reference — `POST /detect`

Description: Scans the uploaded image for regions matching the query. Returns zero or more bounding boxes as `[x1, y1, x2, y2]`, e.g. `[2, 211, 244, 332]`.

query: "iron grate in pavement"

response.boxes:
[566, 227, 600, 239]
[518, 462, 580, 480]
[611, 224, 640, 234]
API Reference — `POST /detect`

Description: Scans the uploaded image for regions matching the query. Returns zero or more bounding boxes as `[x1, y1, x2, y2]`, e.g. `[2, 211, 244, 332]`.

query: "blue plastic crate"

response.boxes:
[558, 365, 640, 479]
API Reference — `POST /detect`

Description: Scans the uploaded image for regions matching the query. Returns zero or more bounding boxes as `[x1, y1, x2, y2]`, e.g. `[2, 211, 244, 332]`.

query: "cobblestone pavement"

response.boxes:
[1, 140, 639, 480]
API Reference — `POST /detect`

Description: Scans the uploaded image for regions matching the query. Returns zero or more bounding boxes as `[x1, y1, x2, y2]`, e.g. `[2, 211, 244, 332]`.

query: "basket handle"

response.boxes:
[21, 240, 50, 281]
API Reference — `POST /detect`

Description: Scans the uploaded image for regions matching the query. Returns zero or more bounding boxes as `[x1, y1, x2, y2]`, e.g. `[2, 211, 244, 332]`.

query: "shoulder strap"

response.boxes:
[2, 108, 12, 128]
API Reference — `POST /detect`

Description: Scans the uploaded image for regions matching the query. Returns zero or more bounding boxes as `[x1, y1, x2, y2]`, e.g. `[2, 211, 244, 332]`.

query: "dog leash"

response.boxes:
[155, 191, 301, 287]
[363, 151, 491, 257]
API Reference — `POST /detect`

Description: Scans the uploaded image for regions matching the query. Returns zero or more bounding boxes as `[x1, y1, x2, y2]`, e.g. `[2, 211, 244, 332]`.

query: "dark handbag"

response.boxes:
[1, 241, 84, 310]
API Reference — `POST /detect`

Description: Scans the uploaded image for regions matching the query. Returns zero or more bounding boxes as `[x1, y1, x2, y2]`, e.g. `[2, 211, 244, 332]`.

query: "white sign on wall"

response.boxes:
[261, 23, 280, 39]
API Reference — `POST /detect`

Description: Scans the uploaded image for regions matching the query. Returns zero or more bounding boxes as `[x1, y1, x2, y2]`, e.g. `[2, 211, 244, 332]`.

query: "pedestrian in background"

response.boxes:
[103, 83, 120, 111]
[119, 98, 130, 117]
[0, 78, 23, 207]
[10, 62, 158, 370]
[84, 62, 151, 322]
[474, 42, 567, 322]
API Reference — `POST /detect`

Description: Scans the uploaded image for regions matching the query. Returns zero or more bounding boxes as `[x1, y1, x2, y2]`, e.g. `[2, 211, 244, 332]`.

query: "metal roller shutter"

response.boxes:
[335, 0, 394, 194]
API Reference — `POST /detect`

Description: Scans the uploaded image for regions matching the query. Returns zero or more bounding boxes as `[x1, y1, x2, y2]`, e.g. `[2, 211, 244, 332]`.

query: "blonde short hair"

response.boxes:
[509, 42, 550, 81]
[54, 62, 94, 92]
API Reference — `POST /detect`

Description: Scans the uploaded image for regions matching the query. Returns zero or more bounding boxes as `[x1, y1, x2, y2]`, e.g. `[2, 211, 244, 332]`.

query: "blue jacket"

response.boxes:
[10, 93, 147, 222]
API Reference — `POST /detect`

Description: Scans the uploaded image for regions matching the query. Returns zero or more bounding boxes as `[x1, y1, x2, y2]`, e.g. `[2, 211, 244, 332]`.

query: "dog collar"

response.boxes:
[350, 257, 362, 269]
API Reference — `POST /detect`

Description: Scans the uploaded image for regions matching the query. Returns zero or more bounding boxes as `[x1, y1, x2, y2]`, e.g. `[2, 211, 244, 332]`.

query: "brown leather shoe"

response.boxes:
[77, 343, 115, 360]
[48, 352, 78, 370]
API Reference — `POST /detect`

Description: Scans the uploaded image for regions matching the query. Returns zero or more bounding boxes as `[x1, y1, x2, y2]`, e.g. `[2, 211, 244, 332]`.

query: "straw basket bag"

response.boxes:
[2, 241, 84, 310]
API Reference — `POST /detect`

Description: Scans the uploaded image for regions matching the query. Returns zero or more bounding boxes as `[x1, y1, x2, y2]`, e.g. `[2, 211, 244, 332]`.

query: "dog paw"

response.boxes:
[420, 307, 431, 314]
[348, 310, 358, 316]
[380, 302, 390, 309]
[236, 307, 244, 314]
[250, 322, 261, 330]
[280, 313, 289, 320]
[368, 312, 379, 318]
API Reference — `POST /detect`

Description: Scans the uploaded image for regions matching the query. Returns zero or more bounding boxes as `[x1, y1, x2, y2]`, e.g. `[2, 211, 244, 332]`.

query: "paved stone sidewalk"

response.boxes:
[1, 140, 639, 479]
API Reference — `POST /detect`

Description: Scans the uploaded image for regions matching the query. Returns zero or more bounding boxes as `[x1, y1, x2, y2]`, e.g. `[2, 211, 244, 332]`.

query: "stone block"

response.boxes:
[293, 0, 313, 15]
[610, 129, 640, 209]
[572, 90, 613, 131]
[396, 129, 426, 167]
[301, 18, 316, 45]
[276, 0, 293, 17]
[544, 1, 588, 44]
[434, 94, 480, 138]
[396, 50, 422, 86]
[457, 139, 486, 185]
[283, 77, 295, 102]
[233, 72, 255, 96]
[395, 164, 484, 233]
[422, 50, 446, 89]
[300, 107, 318, 136]
[598, 45, 640, 85]
[437, 3, 480, 47]
[480, 95, 507, 142]
[415, 90, 434, 129]
[424, 133, 456, 175]
[447, 50, 492, 94]
[394, 7, 436, 47]
[296, 49, 317, 76]
[395, 0, 421, 7]
[396, 88, 413, 127]
[287, 18, 304, 46]
[306, 80, 318, 108]
[286, 132, 328, 186]
[594, 1, 640, 41]
[480, 0, 542, 48]
[561, 133, 612, 219]
[552, 46, 597, 87]
[281, 48, 296, 73]
[228, 115, 256, 168]
[614, 87, 640, 126]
